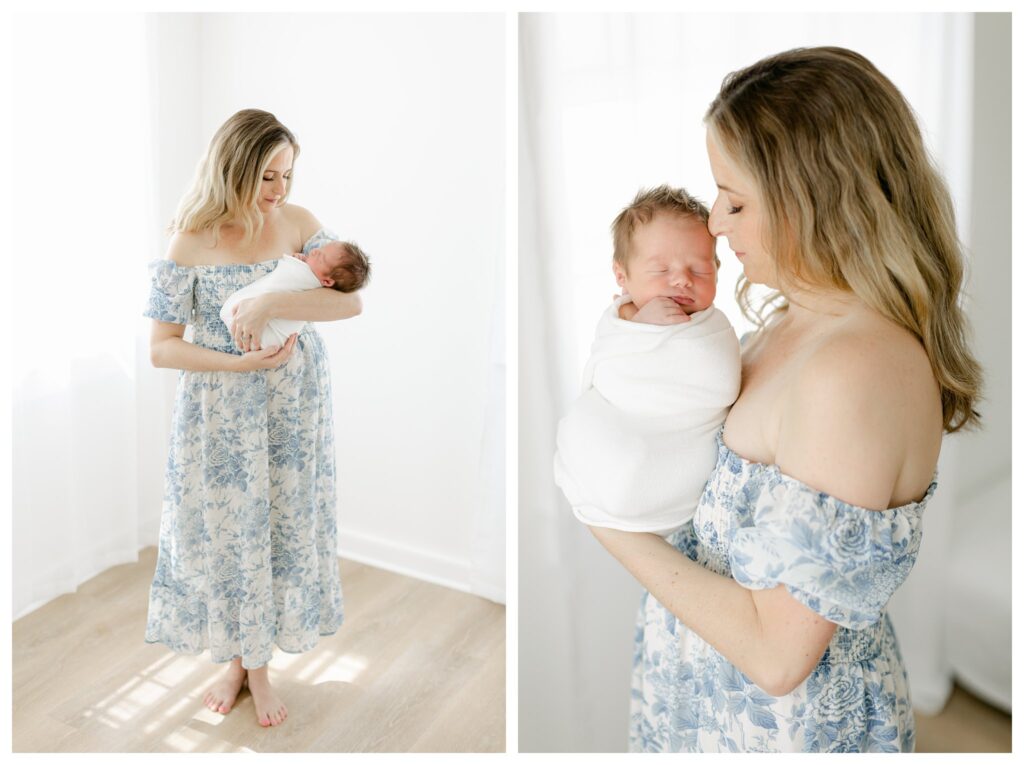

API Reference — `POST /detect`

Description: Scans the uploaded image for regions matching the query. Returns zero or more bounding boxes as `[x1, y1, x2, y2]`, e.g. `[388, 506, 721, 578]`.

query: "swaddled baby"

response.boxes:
[221, 238, 371, 350]
[553, 185, 741, 536]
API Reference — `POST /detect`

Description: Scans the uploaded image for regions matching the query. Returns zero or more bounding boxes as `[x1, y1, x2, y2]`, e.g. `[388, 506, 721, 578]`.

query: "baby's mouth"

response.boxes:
[670, 295, 695, 306]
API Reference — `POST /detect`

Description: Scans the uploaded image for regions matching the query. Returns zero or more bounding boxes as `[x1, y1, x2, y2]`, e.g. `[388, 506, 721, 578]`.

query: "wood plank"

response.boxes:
[13, 548, 505, 753]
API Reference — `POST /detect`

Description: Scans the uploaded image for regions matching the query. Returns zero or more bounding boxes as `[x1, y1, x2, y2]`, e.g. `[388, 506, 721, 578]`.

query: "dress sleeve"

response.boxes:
[728, 472, 932, 630]
[301, 227, 340, 254]
[143, 259, 197, 325]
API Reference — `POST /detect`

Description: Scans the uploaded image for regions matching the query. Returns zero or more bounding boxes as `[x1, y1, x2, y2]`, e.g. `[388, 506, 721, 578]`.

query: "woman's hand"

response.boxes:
[231, 295, 273, 352]
[233, 333, 298, 371]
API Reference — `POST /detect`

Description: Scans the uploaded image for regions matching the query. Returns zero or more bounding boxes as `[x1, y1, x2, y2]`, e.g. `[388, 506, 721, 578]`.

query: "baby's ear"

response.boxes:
[612, 261, 628, 288]
[321, 277, 335, 287]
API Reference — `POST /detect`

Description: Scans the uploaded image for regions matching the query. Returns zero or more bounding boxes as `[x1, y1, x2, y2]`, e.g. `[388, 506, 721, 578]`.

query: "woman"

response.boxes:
[144, 109, 361, 728]
[591, 48, 982, 752]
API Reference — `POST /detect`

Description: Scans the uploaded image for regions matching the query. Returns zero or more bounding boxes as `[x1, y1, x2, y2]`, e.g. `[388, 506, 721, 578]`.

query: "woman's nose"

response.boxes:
[708, 198, 725, 237]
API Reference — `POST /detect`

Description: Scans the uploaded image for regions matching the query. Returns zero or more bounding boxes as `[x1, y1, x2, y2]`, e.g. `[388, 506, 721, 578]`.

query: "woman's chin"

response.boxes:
[741, 266, 775, 289]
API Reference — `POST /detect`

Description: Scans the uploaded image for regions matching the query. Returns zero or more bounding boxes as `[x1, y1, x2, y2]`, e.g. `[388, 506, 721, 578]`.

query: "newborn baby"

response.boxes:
[553, 185, 741, 536]
[221, 238, 371, 350]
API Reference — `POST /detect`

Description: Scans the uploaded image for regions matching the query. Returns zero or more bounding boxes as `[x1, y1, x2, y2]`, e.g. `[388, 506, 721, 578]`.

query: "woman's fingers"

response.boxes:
[275, 334, 298, 366]
[264, 334, 297, 367]
[242, 333, 297, 370]
[235, 327, 260, 352]
[234, 323, 249, 352]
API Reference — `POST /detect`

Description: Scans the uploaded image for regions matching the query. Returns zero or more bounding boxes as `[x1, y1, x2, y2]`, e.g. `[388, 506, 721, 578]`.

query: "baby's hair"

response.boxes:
[611, 185, 718, 272]
[325, 241, 372, 293]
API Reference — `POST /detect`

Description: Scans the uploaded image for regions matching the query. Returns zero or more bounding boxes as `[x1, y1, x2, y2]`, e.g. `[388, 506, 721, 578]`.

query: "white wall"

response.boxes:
[144, 13, 505, 594]
[943, 11, 1012, 708]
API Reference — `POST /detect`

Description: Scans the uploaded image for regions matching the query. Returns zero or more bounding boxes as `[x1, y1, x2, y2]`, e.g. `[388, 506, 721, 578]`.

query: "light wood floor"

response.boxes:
[915, 684, 1011, 753]
[13, 547, 505, 753]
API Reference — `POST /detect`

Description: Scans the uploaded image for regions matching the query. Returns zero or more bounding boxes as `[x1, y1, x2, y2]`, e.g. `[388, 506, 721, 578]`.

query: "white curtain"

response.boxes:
[12, 14, 159, 619]
[519, 12, 986, 752]
[13, 12, 507, 618]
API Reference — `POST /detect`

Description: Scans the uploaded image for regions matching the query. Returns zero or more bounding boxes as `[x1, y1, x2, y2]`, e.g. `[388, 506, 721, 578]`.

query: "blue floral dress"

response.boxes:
[143, 229, 344, 669]
[629, 428, 934, 752]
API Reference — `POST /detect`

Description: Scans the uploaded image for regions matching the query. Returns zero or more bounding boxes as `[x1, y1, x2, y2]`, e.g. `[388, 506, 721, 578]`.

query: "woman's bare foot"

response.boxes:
[203, 658, 248, 714]
[246, 664, 288, 727]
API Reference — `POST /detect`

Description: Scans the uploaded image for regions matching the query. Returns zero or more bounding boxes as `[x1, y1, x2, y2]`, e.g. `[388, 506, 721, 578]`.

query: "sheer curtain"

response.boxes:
[12, 14, 159, 619]
[519, 12, 980, 752]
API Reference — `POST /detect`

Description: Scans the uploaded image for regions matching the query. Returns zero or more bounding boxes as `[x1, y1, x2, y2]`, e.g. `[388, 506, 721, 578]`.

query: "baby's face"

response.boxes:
[614, 213, 718, 314]
[305, 242, 349, 285]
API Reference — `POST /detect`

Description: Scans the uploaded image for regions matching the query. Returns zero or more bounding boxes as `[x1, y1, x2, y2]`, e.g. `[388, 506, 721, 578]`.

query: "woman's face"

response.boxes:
[257, 144, 294, 214]
[706, 129, 775, 287]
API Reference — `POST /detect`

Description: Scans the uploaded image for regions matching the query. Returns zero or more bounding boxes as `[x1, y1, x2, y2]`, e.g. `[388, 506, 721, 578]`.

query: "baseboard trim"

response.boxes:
[337, 529, 474, 596]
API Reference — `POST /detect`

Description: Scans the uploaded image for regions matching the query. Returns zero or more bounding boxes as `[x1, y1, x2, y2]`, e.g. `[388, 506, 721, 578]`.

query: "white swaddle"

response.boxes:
[554, 295, 741, 536]
[219, 255, 321, 350]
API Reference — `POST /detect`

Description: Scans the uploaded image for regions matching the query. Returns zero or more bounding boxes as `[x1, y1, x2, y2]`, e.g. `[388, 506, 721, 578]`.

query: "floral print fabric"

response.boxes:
[143, 229, 344, 669]
[629, 428, 934, 752]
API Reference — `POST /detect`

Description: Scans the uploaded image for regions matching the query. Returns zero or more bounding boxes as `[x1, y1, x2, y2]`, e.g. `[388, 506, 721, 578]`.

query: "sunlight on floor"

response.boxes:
[86, 661, 170, 728]
[310, 653, 368, 685]
[152, 655, 200, 685]
[79, 646, 370, 745]
[162, 726, 206, 752]
[144, 695, 195, 735]
[266, 650, 304, 671]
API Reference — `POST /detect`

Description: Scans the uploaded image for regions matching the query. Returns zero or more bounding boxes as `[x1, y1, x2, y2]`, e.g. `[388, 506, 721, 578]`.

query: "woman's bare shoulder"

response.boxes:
[279, 203, 324, 243]
[776, 315, 939, 509]
[165, 230, 209, 267]
[813, 314, 934, 398]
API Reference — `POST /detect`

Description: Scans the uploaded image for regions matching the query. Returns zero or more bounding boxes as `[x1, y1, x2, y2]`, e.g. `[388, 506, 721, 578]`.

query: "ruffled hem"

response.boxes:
[145, 580, 344, 669]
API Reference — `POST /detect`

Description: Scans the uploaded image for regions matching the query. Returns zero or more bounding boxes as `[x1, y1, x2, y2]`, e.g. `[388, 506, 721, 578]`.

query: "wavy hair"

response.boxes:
[171, 109, 299, 244]
[706, 46, 981, 432]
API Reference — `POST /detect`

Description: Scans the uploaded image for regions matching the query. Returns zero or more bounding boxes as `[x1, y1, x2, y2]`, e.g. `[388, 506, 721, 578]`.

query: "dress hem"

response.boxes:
[144, 620, 344, 670]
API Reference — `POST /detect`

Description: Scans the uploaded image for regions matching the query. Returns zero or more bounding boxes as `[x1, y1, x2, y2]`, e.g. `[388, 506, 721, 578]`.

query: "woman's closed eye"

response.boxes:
[728, 205, 743, 214]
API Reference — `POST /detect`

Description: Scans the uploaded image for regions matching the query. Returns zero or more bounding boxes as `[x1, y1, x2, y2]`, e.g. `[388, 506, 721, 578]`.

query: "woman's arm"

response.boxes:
[264, 287, 363, 322]
[591, 528, 835, 696]
[150, 319, 297, 372]
[594, 340, 912, 696]
[228, 289, 362, 351]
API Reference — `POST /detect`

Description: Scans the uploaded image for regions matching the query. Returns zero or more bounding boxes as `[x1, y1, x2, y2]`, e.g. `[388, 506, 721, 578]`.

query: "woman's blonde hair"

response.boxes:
[706, 46, 982, 432]
[171, 109, 299, 244]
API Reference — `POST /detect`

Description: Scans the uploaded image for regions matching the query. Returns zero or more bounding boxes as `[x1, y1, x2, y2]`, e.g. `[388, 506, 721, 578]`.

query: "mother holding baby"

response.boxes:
[144, 109, 361, 727]
[591, 48, 982, 752]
